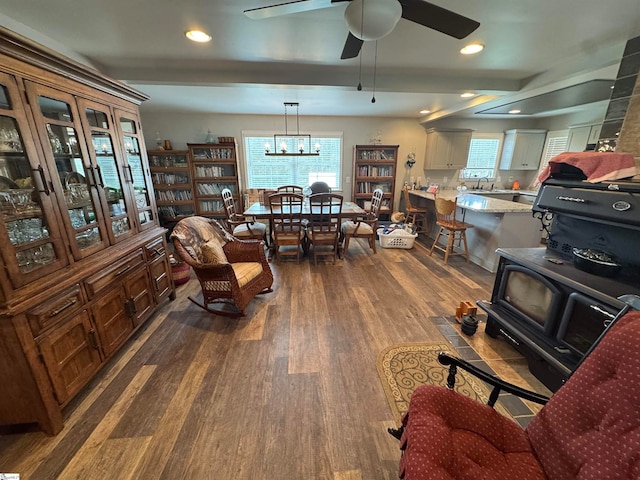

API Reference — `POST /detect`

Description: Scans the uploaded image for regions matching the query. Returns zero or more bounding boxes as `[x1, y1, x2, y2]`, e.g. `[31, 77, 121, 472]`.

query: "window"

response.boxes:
[242, 133, 343, 189]
[534, 130, 568, 187]
[461, 134, 503, 180]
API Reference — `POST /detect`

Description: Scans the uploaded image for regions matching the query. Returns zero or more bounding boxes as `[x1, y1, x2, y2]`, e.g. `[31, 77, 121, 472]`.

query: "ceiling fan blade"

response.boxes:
[399, 0, 480, 39]
[341, 32, 364, 59]
[244, 0, 338, 19]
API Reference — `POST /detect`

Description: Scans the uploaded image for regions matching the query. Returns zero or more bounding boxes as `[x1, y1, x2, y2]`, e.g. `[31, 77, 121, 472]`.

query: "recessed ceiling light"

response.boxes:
[185, 30, 212, 43]
[460, 92, 476, 98]
[419, 109, 431, 114]
[460, 43, 484, 55]
[508, 109, 521, 114]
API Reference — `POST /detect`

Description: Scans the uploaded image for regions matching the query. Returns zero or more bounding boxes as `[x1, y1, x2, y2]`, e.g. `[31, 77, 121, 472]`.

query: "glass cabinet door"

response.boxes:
[115, 109, 156, 231]
[0, 73, 69, 286]
[25, 82, 110, 259]
[78, 99, 135, 243]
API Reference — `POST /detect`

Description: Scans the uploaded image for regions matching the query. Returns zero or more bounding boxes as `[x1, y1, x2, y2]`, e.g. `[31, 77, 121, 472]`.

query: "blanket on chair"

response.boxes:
[537, 151, 637, 184]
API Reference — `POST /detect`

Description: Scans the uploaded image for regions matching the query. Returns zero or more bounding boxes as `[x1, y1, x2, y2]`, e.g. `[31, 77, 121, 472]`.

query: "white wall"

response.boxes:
[139, 104, 608, 209]
[139, 109, 427, 211]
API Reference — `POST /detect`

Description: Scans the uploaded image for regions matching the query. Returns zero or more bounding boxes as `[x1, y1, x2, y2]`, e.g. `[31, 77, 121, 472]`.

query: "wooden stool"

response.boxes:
[402, 186, 428, 233]
[429, 196, 474, 264]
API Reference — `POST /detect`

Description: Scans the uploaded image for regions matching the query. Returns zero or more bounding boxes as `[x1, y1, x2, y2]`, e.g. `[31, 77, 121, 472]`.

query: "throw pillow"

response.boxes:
[201, 239, 228, 264]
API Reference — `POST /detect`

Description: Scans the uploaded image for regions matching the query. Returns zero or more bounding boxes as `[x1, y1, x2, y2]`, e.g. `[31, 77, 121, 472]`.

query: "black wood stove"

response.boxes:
[477, 177, 640, 391]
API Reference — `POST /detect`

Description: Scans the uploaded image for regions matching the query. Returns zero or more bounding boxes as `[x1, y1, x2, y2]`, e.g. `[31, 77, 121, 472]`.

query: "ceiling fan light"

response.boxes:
[344, 0, 402, 41]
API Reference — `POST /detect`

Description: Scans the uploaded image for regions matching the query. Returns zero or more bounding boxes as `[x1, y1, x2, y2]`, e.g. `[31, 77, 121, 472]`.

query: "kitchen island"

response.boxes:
[409, 189, 542, 272]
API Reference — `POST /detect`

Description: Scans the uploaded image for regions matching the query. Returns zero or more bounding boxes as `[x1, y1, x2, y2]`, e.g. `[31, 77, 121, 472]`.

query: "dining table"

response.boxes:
[243, 201, 367, 260]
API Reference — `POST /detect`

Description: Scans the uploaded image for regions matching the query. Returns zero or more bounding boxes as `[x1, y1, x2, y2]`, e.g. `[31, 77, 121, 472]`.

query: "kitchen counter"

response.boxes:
[409, 189, 537, 213]
[409, 189, 543, 272]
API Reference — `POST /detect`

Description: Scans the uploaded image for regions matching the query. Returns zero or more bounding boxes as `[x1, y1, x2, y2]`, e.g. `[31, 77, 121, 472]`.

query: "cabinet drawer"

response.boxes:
[85, 250, 145, 298]
[27, 285, 86, 336]
[145, 237, 166, 261]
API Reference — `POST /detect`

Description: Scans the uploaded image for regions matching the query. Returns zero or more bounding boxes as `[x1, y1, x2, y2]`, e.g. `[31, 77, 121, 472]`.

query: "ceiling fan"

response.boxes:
[244, 0, 480, 59]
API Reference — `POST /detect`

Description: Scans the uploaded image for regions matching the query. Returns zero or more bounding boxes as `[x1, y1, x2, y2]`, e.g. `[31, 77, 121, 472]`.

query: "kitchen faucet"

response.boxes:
[474, 177, 490, 190]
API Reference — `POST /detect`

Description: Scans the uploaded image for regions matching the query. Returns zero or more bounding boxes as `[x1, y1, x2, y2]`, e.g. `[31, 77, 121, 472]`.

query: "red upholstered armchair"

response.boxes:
[391, 309, 640, 480]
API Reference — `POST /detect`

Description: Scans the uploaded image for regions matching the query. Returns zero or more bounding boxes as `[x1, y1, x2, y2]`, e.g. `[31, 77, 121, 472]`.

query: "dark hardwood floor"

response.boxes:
[0, 238, 551, 479]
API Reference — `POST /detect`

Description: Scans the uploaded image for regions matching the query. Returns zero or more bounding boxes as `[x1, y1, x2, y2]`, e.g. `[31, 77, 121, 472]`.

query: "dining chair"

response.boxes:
[306, 193, 343, 264]
[276, 185, 303, 194]
[341, 188, 383, 255]
[402, 185, 428, 233]
[221, 188, 267, 241]
[268, 192, 306, 263]
[429, 196, 473, 264]
[309, 181, 331, 194]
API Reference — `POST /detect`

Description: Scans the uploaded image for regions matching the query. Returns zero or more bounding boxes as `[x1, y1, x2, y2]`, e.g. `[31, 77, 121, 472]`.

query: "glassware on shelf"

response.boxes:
[0, 127, 23, 152]
[46, 125, 64, 153]
[205, 130, 216, 143]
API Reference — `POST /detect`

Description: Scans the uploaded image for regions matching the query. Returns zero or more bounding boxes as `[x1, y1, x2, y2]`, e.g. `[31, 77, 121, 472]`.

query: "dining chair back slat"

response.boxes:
[268, 192, 306, 263]
[307, 193, 343, 264]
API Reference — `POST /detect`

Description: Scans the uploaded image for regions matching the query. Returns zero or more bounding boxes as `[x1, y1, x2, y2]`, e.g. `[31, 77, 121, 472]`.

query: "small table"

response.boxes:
[243, 201, 367, 260]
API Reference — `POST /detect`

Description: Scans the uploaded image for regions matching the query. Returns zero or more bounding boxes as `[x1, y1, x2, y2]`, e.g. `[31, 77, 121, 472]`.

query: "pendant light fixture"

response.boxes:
[264, 102, 320, 156]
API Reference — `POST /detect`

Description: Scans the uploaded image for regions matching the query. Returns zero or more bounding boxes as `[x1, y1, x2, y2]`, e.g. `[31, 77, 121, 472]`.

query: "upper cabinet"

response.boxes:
[566, 124, 602, 152]
[0, 73, 70, 287]
[499, 129, 546, 170]
[423, 128, 473, 170]
[114, 109, 156, 232]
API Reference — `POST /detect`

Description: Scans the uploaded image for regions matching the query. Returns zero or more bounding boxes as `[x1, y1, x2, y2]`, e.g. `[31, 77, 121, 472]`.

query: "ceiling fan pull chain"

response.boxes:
[371, 40, 378, 103]
[357, 0, 365, 91]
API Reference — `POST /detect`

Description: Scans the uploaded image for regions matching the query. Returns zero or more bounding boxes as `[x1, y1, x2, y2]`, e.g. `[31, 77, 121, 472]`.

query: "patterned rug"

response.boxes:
[377, 342, 512, 422]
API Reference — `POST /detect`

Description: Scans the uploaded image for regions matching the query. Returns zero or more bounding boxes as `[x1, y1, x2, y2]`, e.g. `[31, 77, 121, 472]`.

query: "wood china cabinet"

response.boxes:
[0, 27, 175, 435]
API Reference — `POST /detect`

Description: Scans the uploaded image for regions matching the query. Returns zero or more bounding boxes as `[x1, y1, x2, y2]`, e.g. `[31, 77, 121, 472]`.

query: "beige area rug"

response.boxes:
[377, 342, 512, 423]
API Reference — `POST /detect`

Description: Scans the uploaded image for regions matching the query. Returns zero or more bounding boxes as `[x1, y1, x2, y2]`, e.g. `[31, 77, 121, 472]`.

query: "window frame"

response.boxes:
[241, 130, 344, 191]
[460, 133, 504, 181]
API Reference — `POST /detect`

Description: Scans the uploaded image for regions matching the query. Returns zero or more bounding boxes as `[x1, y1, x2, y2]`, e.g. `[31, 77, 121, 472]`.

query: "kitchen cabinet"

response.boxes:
[423, 128, 472, 170]
[499, 129, 546, 170]
[352, 144, 398, 215]
[566, 124, 602, 151]
[189, 142, 241, 217]
[0, 27, 175, 435]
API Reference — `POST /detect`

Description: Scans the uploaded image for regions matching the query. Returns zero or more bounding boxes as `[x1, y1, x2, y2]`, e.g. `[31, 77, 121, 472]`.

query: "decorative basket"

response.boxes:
[377, 228, 417, 249]
[171, 262, 191, 286]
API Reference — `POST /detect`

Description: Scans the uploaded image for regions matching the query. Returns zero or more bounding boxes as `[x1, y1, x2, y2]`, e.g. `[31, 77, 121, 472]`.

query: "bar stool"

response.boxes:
[402, 186, 428, 233]
[429, 196, 473, 264]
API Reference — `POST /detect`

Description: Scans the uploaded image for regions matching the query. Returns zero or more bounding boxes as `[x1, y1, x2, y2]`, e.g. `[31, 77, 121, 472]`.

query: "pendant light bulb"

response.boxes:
[357, 82, 362, 91]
